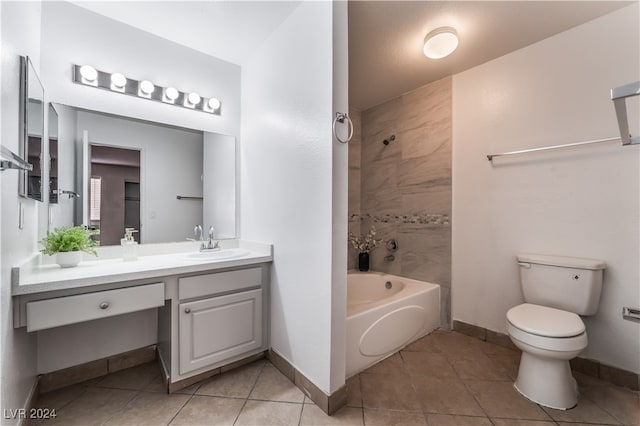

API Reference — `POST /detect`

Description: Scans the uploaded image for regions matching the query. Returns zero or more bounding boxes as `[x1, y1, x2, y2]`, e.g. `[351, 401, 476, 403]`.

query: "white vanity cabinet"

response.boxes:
[159, 264, 270, 387]
[179, 288, 262, 374]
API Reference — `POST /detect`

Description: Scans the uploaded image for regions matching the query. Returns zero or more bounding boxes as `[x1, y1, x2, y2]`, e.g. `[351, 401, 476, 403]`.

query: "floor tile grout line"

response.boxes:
[100, 389, 142, 426]
[165, 391, 196, 426]
[232, 360, 268, 426]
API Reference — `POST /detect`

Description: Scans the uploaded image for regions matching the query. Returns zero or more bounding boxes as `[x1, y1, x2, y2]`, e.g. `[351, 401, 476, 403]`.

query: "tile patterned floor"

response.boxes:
[33, 330, 639, 425]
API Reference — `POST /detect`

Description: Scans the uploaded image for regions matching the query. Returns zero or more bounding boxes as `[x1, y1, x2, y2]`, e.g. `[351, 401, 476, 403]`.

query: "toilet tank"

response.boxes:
[517, 254, 606, 316]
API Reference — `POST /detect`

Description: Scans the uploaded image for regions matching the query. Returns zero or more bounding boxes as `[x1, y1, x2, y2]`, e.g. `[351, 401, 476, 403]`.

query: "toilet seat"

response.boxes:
[507, 303, 585, 337]
[507, 304, 588, 353]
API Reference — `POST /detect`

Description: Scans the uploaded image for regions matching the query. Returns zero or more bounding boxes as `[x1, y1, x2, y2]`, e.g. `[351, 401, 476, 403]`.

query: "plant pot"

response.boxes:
[56, 251, 82, 268]
[358, 252, 369, 272]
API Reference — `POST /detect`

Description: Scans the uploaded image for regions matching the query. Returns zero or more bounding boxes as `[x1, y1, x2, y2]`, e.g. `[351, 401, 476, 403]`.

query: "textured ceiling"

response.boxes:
[349, 1, 633, 110]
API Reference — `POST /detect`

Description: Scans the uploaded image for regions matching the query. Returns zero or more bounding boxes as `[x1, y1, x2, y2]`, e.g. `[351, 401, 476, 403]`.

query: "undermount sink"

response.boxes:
[182, 248, 250, 261]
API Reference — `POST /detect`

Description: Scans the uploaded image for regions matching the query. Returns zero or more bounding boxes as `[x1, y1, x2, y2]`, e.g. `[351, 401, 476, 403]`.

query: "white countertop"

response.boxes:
[12, 240, 273, 296]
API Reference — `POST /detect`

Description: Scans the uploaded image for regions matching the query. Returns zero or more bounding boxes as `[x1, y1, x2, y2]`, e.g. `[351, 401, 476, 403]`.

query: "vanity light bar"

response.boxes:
[71, 65, 222, 115]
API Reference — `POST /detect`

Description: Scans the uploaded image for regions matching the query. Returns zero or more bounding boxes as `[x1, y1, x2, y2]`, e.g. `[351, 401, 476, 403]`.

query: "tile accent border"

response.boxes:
[453, 320, 640, 391]
[268, 349, 347, 415]
[38, 345, 157, 393]
[349, 213, 450, 225]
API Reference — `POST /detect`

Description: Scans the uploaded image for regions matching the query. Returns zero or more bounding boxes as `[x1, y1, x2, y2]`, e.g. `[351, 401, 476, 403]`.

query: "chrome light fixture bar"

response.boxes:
[72, 65, 222, 115]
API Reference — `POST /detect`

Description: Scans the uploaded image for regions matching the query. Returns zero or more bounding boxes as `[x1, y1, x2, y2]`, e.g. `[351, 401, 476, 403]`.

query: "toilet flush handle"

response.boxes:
[518, 262, 531, 268]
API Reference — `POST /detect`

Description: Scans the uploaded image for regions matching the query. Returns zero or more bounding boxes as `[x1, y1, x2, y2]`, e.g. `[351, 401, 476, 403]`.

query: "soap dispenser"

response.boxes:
[121, 228, 138, 261]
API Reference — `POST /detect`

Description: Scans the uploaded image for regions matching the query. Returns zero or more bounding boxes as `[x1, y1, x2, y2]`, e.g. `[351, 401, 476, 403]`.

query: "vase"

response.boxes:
[56, 251, 82, 268]
[358, 252, 369, 272]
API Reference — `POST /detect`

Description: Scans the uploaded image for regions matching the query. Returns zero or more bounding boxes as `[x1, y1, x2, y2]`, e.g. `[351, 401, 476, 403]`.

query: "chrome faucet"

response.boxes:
[201, 226, 220, 251]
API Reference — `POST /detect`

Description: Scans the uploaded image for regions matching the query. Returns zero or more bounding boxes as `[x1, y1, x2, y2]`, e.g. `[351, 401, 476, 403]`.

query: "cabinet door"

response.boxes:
[179, 289, 262, 374]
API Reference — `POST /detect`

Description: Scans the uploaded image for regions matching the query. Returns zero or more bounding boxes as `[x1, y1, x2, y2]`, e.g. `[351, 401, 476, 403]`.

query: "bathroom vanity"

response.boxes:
[12, 240, 272, 391]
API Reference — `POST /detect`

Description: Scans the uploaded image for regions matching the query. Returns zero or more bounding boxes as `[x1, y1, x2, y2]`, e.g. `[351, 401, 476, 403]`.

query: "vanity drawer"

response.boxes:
[26, 283, 165, 332]
[179, 267, 262, 300]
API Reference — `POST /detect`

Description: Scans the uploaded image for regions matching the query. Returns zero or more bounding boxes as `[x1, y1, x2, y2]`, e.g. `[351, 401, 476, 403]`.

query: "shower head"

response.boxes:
[383, 135, 396, 146]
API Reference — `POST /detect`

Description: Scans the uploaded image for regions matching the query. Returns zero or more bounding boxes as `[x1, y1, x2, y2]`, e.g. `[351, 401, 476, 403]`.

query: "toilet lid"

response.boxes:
[507, 303, 585, 338]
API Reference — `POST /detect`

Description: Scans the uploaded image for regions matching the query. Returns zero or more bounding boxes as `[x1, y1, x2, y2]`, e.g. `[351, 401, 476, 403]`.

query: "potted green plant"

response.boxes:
[40, 226, 98, 268]
[348, 226, 383, 271]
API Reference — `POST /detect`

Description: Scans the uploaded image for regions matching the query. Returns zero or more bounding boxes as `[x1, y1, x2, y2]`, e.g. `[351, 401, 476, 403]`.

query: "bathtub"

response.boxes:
[346, 271, 440, 377]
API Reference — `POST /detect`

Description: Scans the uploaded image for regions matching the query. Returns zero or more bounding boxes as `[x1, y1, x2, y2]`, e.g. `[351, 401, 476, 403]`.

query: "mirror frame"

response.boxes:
[18, 55, 45, 201]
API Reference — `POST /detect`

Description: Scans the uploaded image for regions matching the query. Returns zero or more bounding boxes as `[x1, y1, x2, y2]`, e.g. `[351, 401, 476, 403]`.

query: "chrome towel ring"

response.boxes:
[333, 112, 353, 144]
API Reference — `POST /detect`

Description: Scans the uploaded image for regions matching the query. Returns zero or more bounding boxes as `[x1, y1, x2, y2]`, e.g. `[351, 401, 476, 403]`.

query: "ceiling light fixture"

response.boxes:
[71, 64, 222, 115]
[423, 27, 459, 59]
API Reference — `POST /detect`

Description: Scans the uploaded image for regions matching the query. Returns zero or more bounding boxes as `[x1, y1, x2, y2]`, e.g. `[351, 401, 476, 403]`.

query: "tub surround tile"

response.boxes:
[169, 395, 244, 426]
[364, 408, 427, 425]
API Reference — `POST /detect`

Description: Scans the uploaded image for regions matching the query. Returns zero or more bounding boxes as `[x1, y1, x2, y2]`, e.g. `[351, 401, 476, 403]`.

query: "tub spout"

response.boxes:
[384, 254, 395, 261]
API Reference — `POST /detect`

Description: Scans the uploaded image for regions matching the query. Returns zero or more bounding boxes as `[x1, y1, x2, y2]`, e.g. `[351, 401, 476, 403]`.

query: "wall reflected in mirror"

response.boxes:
[49, 104, 59, 204]
[19, 56, 45, 201]
[49, 103, 237, 246]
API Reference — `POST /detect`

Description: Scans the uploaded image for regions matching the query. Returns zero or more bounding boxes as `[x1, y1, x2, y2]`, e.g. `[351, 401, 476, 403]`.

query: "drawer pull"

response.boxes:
[184, 308, 191, 314]
[99, 302, 110, 310]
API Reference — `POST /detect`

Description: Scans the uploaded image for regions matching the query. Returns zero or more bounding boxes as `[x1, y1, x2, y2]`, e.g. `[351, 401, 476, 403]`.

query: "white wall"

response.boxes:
[0, 1, 41, 419]
[40, 1, 240, 138]
[452, 4, 640, 373]
[74, 109, 204, 244]
[241, 1, 347, 394]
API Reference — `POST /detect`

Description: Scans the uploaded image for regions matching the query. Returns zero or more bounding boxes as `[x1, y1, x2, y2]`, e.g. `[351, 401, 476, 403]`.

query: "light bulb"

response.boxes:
[165, 87, 179, 101]
[110, 73, 127, 88]
[139, 80, 155, 95]
[79, 65, 98, 82]
[187, 92, 201, 105]
[208, 98, 221, 110]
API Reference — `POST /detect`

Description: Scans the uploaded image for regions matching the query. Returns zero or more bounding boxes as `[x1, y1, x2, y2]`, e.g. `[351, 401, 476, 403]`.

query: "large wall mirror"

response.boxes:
[50, 103, 236, 246]
[19, 56, 45, 201]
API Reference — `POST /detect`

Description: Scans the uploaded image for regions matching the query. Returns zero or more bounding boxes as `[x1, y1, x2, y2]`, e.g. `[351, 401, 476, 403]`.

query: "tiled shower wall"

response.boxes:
[348, 77, 452, 327]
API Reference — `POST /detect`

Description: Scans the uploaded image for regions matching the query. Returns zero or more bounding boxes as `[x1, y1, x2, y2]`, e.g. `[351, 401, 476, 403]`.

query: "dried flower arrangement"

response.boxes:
[348, 226, 383, 253]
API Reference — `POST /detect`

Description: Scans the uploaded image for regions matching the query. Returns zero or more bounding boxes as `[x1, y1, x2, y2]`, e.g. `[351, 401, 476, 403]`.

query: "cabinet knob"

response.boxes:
[99, 302, 110, 310]
[184, 308, 191, 314]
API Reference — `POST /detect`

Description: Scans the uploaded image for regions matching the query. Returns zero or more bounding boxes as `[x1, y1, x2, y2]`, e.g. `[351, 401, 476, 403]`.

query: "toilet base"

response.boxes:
[514, 351, 578, 410]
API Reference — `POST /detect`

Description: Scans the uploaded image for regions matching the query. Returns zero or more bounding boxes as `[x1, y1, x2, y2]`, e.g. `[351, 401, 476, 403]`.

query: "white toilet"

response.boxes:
[506, 254, 606, 410]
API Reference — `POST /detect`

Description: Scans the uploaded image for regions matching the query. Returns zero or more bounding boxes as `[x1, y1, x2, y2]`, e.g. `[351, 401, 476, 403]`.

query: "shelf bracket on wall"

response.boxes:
[611, 81, 640, 146]
[0, 145, 33, 172]
[486, 81, 640, 162]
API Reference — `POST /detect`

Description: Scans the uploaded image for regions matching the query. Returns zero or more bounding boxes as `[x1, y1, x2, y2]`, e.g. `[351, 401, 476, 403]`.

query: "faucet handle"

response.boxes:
[209, 226, 215, 239]
[194, 225, 203, 239]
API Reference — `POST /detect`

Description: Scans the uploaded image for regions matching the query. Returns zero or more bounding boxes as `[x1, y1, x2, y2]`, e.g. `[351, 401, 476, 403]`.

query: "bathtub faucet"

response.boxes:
[384, 254, 395, 262]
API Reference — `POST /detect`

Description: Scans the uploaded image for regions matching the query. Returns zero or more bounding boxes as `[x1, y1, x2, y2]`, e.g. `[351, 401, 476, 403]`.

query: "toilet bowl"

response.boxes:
[507, 303, 588, 409]
[505, 254, 605, 410]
